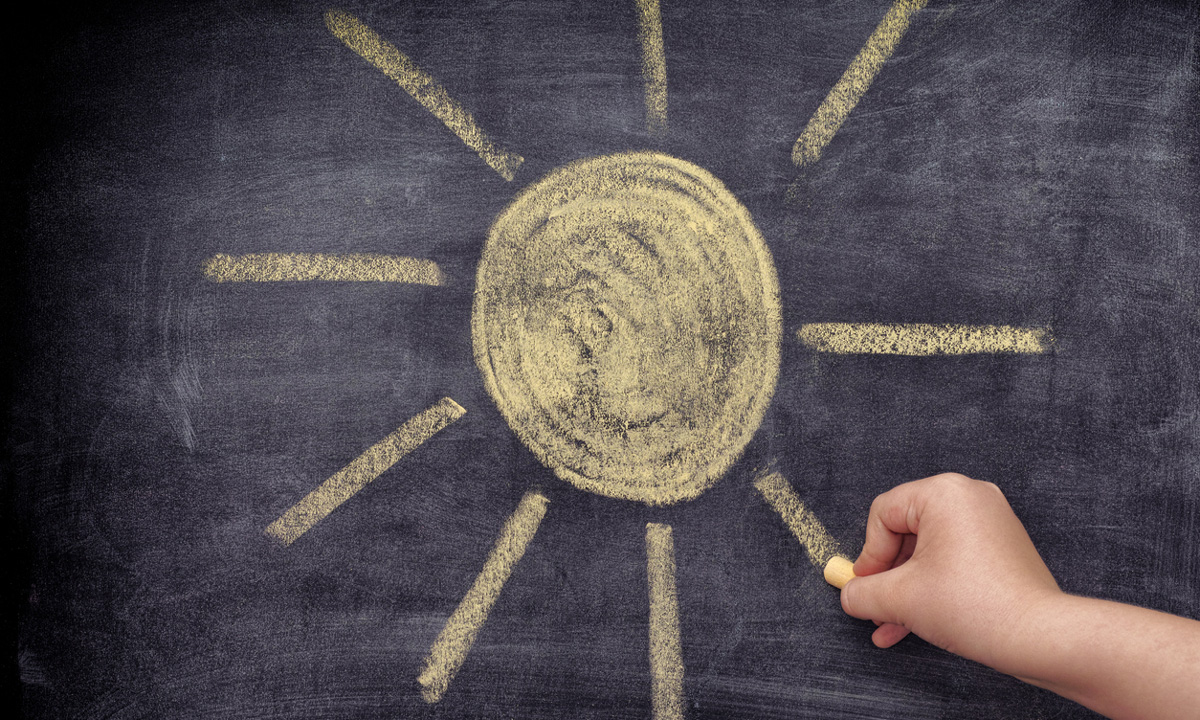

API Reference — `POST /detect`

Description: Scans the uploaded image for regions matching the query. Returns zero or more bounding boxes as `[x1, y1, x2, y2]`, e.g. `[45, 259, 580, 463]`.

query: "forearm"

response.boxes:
[1003, 593, 1200, 720]
[842, 475, 1200, 718]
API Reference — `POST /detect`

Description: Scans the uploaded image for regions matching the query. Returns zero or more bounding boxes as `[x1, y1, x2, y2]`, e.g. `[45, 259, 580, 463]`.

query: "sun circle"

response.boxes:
[472, 151, 781, 505]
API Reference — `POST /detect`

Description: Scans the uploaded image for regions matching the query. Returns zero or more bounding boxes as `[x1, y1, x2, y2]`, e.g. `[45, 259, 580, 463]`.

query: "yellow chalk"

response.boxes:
[474, 152, 781, 506]
[419, 491, 549, 703]
[265, 397, 466, 545]
[797, 322, 1053, 355]
[823, 556, 856, 589]
[753, 470, 842, 568]
[792, 0, 928, 166]
[646, 523, 684, 720]
[203, 253, 444, 284]
[325, 9, 524, 181]
[636, 0, 668, 135]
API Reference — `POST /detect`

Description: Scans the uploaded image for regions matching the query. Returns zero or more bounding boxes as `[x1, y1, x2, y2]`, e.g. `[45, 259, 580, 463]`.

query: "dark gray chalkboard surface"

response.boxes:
[9, 1, 1199, 718]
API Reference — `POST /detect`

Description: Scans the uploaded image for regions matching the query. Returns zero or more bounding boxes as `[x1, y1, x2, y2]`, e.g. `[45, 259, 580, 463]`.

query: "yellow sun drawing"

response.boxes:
[204, 1, 1052, 715]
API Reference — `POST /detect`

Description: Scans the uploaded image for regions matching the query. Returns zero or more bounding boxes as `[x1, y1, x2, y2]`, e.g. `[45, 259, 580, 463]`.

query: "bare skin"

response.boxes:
[840, 473, 1200, 720]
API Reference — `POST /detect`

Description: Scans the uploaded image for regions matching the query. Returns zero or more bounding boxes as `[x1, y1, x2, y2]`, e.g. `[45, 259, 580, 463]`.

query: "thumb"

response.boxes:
[840, 566, 910, 625]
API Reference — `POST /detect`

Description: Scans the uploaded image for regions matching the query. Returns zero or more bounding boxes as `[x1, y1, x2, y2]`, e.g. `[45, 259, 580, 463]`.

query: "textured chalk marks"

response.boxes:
[797, 323, 1053, 355]
[792, 0, 928, 166]
[324, 9, 524, 181]
[419, 492, 550, 703]
[204, 253, 444, 284]
[754, 471, 843, 568]
[472, 152, 782, 505]
[636, 0, 668, 135]
[646, 523, 684, 720]
[264, 397, 465, 546]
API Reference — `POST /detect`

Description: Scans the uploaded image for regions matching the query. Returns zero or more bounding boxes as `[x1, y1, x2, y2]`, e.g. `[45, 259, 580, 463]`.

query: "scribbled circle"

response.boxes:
[472, 152, 781, 505]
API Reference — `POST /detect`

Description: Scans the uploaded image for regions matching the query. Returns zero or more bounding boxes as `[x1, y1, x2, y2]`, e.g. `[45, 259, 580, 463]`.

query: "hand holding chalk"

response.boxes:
[837, 473, 1059, 659]
[836, 473, 1200, 720]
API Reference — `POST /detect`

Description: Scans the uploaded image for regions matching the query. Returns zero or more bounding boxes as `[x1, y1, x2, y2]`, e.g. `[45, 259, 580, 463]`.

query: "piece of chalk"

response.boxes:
[823, 556, 856, 589]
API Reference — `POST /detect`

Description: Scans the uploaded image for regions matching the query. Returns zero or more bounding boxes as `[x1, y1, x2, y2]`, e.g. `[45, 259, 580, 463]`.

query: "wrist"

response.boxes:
[989, 587, 1073, 684]
[1002, 592, 1136, 707]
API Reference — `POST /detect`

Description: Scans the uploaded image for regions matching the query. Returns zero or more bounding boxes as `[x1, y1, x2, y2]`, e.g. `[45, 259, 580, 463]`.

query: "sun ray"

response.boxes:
[797, 322, 1053, 355]
[324, 9, 524, 181]
[792, 0, 928, 167]
[645, 522, 684, 720]
[204, 253, 444, 284]
[754, 470, 844, 569]
[636, 0, 668, 135]
[419, 491, 550, 703]
[264, 397, 466, 546]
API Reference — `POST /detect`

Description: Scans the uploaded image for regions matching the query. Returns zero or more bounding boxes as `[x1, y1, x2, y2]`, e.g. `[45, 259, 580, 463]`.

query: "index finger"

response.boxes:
[854, 478, 930, 576]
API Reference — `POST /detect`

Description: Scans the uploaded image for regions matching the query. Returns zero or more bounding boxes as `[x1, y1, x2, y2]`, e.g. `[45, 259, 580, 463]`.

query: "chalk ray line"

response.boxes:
[754, 470, 843, 568]
[204, 253, 444, 284]
[797, 323, 1053, 355]
[636, 0, 667, 135]
[646, 522, 684, 720]
[324, 9, 524, 181]
[792, 0, 928, 167]
[264, 397, 465, 546]
[419, 491, 550, 703]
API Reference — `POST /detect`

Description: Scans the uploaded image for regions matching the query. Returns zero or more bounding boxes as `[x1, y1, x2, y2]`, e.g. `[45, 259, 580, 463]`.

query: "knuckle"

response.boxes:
[906, 503, 920, 533]
[867, 494, 888, 522]
[840, 583, 859, 617]
[929, 472, 977, 496]
[980, 480, 1005, 497]
[934, 472, 970, 486]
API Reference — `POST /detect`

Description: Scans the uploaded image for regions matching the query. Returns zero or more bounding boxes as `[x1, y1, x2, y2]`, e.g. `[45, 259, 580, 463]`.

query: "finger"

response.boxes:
[854, 500, 903, 576]
[894, 533, 918, 567]
[871, 622, 911, 648]
[840, 567, 908, 625]
[855, 480, 928, 576]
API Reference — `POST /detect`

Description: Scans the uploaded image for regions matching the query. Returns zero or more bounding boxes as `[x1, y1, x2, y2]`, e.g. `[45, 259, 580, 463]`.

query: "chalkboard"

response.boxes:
[9, 1, 1199, 718]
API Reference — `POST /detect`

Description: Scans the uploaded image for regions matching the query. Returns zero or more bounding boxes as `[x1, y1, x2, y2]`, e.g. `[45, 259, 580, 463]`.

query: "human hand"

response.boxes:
[840, 473, 1062, 673]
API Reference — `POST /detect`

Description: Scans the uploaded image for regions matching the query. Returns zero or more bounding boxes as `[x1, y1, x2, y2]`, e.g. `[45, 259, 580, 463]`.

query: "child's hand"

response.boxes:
[840, 473, 1061, 672]
[840, 473, 1200, 720]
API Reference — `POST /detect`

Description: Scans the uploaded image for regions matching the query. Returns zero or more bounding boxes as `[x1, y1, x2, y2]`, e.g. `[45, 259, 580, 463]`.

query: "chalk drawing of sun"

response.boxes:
[203, 2, 1052, 716]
